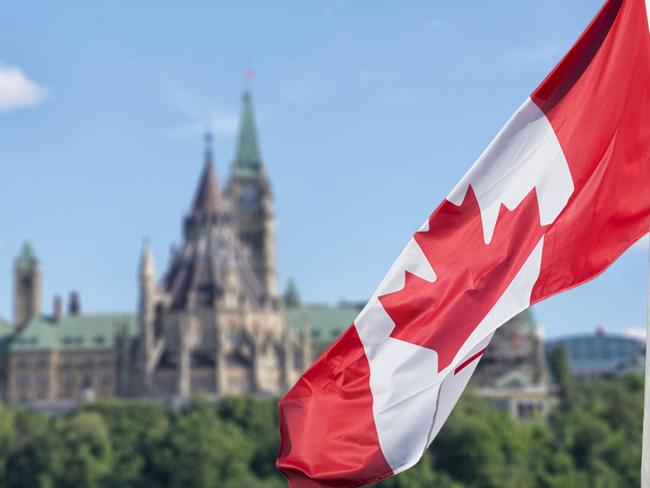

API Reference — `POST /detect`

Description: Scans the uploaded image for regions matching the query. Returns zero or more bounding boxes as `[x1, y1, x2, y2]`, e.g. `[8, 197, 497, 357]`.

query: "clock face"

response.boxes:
[239, 184, 259, 211]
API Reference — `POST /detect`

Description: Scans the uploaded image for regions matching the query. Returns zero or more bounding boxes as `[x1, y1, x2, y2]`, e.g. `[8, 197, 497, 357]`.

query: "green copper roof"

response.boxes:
[506, 308, 537, 332]
[15, 241, 37, 269]
[286, 305, 361, 342]
[8, 313, 138, 352]
[286, 306, 535, 343]
[233, 91, 263, 178]
[0, 317, 12, 339]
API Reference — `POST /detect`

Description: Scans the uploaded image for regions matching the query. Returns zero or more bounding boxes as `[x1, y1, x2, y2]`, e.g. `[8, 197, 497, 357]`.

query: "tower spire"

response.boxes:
[204, 130, 214, 165]
[190, 131, 224, 215]
[14, 241, 41, 329]
[233, 91, 263, 178]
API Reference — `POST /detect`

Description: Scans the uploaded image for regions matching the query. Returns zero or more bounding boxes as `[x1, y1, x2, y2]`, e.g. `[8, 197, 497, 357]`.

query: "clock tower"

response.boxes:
[227, 91, 277, 297]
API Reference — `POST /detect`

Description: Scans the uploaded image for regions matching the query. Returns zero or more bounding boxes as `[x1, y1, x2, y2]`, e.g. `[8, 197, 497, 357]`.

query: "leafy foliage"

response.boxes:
[0, 375, 642, 487]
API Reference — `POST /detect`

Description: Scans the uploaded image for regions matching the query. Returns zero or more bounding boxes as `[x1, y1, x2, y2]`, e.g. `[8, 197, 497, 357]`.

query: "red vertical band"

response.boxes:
[277, 326, 393, 487]
[531, 0, 650, 302]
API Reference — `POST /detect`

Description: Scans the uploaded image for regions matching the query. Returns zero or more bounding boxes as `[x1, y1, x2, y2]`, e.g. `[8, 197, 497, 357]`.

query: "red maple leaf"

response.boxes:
[378, 186, 546, 372]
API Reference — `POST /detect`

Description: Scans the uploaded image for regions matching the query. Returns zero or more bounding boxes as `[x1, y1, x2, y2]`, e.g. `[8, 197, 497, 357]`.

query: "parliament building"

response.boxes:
[0, 92, 549, 415]
[0, 92, 317, 407]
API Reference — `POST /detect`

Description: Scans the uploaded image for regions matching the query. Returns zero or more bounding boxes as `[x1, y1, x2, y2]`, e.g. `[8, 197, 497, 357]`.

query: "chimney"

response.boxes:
[68, 290, 80, 315]
[53, 295, 63, 323]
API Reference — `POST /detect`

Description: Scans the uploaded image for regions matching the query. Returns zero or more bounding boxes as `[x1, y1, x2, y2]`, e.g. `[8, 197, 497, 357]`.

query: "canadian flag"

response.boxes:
[277, 0, 650, 486]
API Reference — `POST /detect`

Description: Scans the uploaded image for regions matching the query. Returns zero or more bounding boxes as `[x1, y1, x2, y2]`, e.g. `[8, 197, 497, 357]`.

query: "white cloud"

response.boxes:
[624, 327, 646, 341]
[631, 234, 649, 252]
[0, 65, 47, 113]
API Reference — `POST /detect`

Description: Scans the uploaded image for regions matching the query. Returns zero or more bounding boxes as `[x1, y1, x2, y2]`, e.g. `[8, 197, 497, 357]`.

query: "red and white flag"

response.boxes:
[277, 0, 650, 486]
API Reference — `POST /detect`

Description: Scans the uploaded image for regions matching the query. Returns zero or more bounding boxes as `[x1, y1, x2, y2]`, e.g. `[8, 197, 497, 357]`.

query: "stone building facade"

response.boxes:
[470, 309, 552, 419]
[0, 92, 310, 408]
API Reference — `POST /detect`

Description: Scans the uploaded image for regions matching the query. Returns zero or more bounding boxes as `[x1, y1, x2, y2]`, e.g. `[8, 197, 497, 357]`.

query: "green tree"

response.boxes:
[83, 398, 168, 488]
[6, 410, 59, 488]
[548, 345, 574, 409]
[0, 374, 644, 487]
[0, 403, 15, 487]
[218, 396, 280, 480]
[57, 412, 112, 487]
[377, 451, 462, 488]
[151, 397, 254, 488]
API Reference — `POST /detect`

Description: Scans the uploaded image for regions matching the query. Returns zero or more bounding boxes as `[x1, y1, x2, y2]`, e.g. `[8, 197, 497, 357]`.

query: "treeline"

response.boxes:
[378, 372, 643, 487]
[0, 373, 642, 487]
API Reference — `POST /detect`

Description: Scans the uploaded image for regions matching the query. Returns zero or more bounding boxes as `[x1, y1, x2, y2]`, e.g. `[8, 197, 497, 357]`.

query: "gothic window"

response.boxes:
[17, 373, 30, 387]
[62, 355, 73, 369]
[17, 355, 29, 369]
[154, 304, 164, 338]
[36, 355, 48, 369]
[99, 354, 113, 368]
[191, 351, 215, 368]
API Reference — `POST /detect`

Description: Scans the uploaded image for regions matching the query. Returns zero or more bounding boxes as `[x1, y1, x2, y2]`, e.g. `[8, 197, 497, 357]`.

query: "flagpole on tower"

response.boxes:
[642, 233, 650, 487]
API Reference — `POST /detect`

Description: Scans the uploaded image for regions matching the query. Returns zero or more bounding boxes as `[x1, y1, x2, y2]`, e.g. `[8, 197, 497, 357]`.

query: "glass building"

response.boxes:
[545, 329, 645, 379]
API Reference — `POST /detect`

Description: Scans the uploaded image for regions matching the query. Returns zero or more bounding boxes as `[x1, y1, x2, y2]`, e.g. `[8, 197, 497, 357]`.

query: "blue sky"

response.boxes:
[1, 0, 647, 338]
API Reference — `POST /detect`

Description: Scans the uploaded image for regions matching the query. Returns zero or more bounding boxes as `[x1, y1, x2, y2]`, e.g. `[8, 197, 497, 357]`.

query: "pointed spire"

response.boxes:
[204, 130, 214, 164]
[139, 237, 155, 278]
[15, 241, 38, 269]
[233, 91, 263, 178]
[191, 132, 224, 215]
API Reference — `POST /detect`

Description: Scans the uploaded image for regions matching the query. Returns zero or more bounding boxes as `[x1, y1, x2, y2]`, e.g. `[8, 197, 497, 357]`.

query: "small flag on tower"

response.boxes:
[277, 0, 650, 486]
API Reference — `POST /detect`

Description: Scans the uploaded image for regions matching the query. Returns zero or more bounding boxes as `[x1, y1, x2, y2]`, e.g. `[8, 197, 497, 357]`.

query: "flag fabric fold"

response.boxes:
[278, 0, 650, 486]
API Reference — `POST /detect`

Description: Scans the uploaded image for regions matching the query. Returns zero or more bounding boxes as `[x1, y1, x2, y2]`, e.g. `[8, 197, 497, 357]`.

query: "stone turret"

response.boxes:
[68, 290, 81, 315]
[139, 237, 156, 391]
[13, 242, 41, 331]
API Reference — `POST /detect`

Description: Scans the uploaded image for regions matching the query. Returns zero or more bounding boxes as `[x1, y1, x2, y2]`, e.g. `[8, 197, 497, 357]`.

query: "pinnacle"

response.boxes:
[234, 91, 262, 177]
[191, 143, 225, 215]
